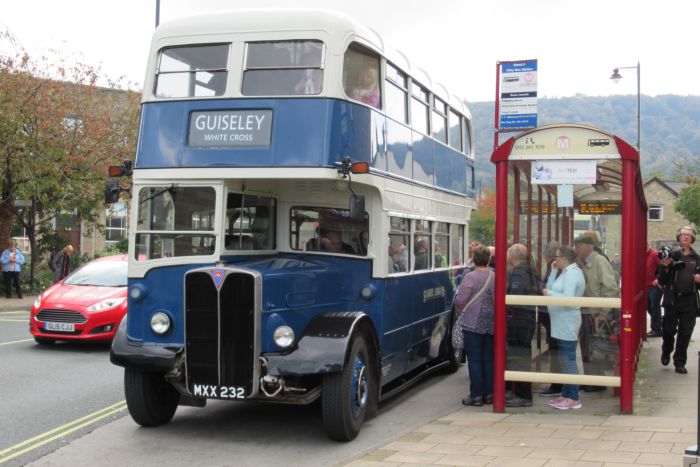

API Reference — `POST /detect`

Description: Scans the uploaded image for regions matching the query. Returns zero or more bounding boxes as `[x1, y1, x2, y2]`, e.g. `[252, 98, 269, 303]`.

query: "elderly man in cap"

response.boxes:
[573, 234, 620, 392]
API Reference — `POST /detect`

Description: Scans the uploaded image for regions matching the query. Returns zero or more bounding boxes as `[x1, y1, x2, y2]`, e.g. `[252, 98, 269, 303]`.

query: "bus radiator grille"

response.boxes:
[184, 271, 256, 397]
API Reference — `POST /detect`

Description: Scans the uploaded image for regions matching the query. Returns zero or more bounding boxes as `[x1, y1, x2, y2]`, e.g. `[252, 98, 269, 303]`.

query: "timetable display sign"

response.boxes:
[499, 60, 538, 131]
[577, 200, 622, 215]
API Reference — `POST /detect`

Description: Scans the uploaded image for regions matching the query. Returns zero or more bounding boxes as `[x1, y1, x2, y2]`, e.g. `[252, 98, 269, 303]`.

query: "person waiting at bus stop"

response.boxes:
[657, 226, 700, 374]
[574, 234, 619, 392]
[543, 245, 585, 410]
[454, 245, 495, 407]
[505, 243, 542, 407]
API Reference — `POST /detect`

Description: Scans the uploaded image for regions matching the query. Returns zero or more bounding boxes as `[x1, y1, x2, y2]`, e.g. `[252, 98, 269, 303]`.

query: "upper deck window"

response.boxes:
[385, 63, 408, 123]
[343, 45, 381, 109]
[242, 41, 324, 96]
[431, 97, 447, 143]
[155, 44, 229, 98]
[448, 108, 462, 151]
[411, 82, 429, 135]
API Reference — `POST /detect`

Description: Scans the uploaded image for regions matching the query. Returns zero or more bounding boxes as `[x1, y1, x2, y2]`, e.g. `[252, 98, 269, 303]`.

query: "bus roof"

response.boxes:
[151, 9, 467, 114]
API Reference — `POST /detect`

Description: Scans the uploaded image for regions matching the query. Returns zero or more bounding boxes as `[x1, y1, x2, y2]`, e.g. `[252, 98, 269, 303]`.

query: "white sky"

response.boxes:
[1, 0, 696, 102]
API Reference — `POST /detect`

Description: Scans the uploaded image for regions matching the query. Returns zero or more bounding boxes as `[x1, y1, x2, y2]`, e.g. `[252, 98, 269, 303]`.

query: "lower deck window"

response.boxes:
[290, 207, 368, 256]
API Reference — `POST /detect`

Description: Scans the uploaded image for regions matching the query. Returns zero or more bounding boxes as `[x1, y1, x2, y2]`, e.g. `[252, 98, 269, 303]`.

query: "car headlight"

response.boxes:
[34, 294, 42, 308]
[87, 297, 126, 312]
[150, 312, 171, 335]
[273, 326, 295, 348]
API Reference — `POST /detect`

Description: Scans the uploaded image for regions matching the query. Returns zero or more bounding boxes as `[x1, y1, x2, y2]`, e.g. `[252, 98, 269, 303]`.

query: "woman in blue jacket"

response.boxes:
[1, 240, 25, 299]
[543, 245, 585, 410]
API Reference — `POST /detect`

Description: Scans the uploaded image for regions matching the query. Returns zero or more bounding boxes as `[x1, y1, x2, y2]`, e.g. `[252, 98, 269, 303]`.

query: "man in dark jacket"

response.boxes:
[49, 244, 74, 283]
[505, 243, 542, 407]
[657, 226, 700, 374]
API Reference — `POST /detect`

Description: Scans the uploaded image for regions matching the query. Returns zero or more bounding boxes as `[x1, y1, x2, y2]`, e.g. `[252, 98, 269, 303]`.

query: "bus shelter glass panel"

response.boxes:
[505, 158, 622, 388]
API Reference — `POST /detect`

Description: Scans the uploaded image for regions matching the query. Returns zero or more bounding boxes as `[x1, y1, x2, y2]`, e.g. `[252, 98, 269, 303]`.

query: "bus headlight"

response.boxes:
[150, 312, 171, 335]
[273, 326, 294, 348]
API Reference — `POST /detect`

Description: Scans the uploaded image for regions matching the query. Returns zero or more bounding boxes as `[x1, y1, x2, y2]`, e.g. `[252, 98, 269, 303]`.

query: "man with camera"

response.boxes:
[657, 226, 700, 374]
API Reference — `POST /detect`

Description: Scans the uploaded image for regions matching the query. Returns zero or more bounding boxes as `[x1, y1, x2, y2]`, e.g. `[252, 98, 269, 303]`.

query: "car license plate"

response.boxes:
[45, 322, 75, 332]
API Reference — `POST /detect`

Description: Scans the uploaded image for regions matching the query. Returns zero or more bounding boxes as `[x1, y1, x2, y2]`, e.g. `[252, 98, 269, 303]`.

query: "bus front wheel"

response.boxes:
[321, 334, 372, 441]
[124, 368, 180, 427]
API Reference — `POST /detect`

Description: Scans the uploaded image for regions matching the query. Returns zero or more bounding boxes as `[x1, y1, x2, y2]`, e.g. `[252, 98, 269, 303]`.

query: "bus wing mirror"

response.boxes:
[105, 178, 121, 204]
[349, 193, 365, 220]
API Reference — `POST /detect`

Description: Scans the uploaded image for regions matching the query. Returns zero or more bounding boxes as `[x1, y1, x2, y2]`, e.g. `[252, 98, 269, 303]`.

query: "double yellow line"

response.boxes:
[0, 401, 128, 464]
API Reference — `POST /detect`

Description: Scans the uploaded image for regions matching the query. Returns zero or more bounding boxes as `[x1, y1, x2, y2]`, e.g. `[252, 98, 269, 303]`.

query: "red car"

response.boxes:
[30, 254, 128, 344]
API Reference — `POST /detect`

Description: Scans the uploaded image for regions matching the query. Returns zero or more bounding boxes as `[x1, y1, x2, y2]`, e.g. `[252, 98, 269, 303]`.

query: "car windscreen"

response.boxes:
[63, 260, 128, 287]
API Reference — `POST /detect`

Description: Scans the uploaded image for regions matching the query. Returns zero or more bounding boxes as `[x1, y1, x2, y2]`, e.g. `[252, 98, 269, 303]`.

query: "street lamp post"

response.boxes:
[610, 62, 641, 152]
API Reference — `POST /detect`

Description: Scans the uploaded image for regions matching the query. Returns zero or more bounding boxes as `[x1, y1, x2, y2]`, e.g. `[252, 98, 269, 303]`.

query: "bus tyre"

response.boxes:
[124, 368, 180, 427]
[34, 337, 55, 345]
[322, 334, 371, 441]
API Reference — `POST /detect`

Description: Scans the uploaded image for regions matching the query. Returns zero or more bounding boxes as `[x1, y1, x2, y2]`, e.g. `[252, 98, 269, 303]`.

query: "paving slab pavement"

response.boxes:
[344, 329, 700, 466]
[0, 295, 35, 312]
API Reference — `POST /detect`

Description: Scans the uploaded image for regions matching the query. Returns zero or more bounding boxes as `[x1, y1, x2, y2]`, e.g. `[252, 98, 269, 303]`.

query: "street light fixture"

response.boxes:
[610, 62, 641, 152]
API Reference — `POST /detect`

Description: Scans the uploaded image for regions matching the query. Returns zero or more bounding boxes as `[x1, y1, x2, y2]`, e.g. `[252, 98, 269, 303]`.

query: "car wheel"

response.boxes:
[124, 368, 180, 427]
[322, 333, 372, 441]
[34, 337, 55, 345]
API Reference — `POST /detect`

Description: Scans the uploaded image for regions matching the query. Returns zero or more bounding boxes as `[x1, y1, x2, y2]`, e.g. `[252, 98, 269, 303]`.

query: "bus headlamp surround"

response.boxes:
[273, 326, 295, 348]
[150, 311, 171, 335]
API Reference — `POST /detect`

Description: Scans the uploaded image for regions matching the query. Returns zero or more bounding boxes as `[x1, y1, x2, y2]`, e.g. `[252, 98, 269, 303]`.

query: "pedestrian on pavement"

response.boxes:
[454, 245, 495, 407]
[543, 245, 586, 410]
[646, 243, 663, 337]
[1, 240, 25, 299]
[505, 243, 541, 407]
[50, 244, 74, 283]
[657, 226, 700, 374]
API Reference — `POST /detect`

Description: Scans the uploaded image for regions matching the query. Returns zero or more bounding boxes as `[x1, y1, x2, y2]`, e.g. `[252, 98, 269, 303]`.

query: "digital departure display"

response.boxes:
[577, 200, 622, 215]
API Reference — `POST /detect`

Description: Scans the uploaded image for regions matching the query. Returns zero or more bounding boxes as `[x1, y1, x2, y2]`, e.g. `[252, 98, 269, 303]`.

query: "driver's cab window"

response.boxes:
[225, 194, 276, 251]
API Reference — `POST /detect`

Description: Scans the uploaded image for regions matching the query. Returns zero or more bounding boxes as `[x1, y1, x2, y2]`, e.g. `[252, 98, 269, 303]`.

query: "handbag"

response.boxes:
[452, 271, 493, 355]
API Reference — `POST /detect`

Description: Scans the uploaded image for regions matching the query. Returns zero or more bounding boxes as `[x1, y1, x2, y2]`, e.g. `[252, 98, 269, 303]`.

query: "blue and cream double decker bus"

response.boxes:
[108, 9, 475, 441]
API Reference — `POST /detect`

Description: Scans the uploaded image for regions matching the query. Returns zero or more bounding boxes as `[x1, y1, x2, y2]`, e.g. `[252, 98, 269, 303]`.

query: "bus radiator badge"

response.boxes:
[210, 270, 226, 289]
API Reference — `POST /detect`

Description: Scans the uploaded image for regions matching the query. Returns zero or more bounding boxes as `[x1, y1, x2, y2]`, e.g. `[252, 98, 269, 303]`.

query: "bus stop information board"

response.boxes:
[499, 60, 538, 131]
[577, 200, 622, 215]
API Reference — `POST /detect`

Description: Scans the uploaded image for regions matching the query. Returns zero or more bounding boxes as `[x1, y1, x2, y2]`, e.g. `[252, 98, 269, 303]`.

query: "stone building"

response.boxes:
[643, 177, 695, 248]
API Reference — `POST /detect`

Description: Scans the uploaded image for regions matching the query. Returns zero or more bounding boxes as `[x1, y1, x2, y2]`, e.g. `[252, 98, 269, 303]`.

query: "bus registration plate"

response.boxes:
[191, 384, 246, 399]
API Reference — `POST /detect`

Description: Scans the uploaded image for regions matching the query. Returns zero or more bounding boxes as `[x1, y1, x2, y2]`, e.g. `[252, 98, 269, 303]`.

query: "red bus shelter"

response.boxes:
[490, 124, 647, 414]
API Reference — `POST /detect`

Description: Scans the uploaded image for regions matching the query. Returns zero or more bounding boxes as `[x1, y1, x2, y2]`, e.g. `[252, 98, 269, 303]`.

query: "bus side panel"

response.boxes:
[379, 277, 411, 383]
[408, 271, 454, 370]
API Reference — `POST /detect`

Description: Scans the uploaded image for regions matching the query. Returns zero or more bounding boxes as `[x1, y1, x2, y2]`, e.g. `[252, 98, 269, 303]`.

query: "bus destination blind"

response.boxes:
[189, 110, 273, 147]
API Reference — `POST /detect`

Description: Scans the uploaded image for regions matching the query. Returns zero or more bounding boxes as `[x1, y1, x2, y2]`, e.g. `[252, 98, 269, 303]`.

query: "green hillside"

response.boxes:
[468, 95, 700, 189]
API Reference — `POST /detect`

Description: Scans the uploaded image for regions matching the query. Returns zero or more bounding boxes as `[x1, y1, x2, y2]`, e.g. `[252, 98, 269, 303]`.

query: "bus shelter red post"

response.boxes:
[620, 159, 636, 414]
[537, 187, 543, 272]
[526, 175, 533, 253]
[493, 160, 509, 413]
[513, 169, 520, 244]
[547, 192, 552, 244]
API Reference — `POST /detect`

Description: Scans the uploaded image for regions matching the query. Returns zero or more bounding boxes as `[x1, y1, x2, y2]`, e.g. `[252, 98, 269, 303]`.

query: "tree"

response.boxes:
[675, 181, 700, 227]
[0, 31, 140, 265]
[469, 187, 496, 245]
